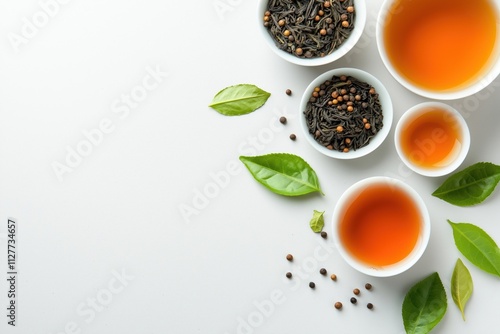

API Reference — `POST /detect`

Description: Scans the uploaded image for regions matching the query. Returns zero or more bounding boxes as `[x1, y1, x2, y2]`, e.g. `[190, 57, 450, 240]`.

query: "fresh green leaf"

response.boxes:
[402, 272, 447, 334]
[451, 258, 473, 321]
[208, 84, 271, 116]
[448, 220, 500, 277]
[432, 162, 500, 206]
[309, 210, 325, 232]
[239, 153, 323, 196]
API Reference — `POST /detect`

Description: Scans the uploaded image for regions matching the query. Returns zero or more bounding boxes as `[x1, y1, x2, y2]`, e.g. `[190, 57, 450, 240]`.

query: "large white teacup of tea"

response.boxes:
[376, 0, 500, 100]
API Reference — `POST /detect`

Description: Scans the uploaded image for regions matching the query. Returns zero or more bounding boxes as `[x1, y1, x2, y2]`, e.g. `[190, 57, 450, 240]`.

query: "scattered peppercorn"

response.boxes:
[286, 254, 293, 261]
[286, 272, 292, 279]
[286, 89, 292, 96]
[320, 268, 327, 275]
[367, 303, 374, 310]
[320, 231, 327, 239]
[365, 283, 372, 290]
[334, 302, 343, 310]
[289, 133, 296, 141]
[350, 297, 357, 304]
[309, 282, 316, 289]
[353, 288, 360, 295]
[280, 116, 287, 124]
[330, 274, 337, 281]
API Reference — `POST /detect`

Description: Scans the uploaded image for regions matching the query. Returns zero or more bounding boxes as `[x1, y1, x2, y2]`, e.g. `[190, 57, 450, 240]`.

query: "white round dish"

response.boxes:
[257, 0, 367, 66]
[394, 102, 471, 177]
[331, 176, 431, 277]
[299, 67, 393, 159]
[376, 0, 500, 100]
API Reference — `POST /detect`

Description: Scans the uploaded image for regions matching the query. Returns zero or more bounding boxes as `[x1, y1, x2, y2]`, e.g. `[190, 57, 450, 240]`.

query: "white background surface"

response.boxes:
[1, 0, 500, 333]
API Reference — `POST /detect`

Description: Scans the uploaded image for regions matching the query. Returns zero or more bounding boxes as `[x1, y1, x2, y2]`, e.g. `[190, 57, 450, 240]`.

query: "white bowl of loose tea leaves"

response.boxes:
[258, 0, 367, 66]
[300, 68, 393, 159]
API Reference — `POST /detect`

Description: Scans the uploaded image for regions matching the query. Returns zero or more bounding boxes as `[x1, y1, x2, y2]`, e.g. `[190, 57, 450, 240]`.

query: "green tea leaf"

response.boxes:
[402, 272, 447, 334]
[432, 162, 500, 206]
[451, 258, 473, 321]
[208, 84, 271, 116]
[448, 220, 500, 277]
[239, 153, 323, 196]
[309, 210, 325, 232]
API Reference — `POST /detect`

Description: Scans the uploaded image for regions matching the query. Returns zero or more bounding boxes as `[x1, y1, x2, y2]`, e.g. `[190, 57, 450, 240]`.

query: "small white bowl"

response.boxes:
[376, 0, 500, 100]
[299, 68, 393, 159]
[332, 176, 431, 277]
[257, 0, 366, 66]
[394, 102, 470, 177]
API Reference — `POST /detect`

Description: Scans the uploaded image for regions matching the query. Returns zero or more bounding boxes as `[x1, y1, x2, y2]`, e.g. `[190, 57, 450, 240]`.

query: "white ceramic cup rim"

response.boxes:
[331, 176, 431, 277]
[394, 102, 471, 177]
[376, 0, 500, 100]
[257, 0, 367, 66]
[299, 68, 393, 159]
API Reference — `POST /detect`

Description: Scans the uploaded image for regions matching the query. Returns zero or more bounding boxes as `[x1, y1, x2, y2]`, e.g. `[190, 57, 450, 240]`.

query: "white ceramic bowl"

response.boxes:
[299, 68, 393, 159]
[332, 176, 431, 277]
[257, 0, 366, 66]
[394, 102, 471, 177]
[376, 0, 500, 100]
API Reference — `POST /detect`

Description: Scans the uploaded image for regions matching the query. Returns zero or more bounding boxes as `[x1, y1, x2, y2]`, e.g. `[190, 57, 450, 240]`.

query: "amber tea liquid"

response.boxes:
[400, 107, 463, 169]
[339, 183, 421, 267]
[384, 0, 498, 91]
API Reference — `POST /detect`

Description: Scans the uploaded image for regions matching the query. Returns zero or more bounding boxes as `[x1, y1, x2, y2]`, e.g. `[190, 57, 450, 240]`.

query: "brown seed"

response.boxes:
[264, 11, 271, 16]
[347, 106, 354, 112]
[341, 13, 348, 21]
[286, 254, 293, 261]
[364, 123, 371, 130]
[340, 75, 347, 82]
[345, 138, 351, 145]
[336, 125, 344, 133]
[342, 20, 349, 28]
[309, 282, 316, 289]
[320, 231, 327, 239]
[330, 274, 337, 281]
[343, 147, 349, 153]
[367, 303, 374, 310]
[320, 268, 327, 275]
[353, 288, 360, 295]
[278, 19, 285, 26]
[320, 28, 327, 36]
[365, 283, 373, 290]
[318, 10, 324, 16]
[334, 302, 343, 310]
[326, 145, 334, 150]
[295, 48, 303, 56]
[347, 6, 354, 13]
[279, 116, 287, 124]
[286, 89, 292, 96]
[289, 133, 296, 141]
[283, 30, 291, 37]
[315, 15, 320, 21]
[340, 89, 347, 95]
[369, 87, 376, 95]
[350, 297, 357, 304]
[286, 272, 292, 279]
[324, 1, 331, 8]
